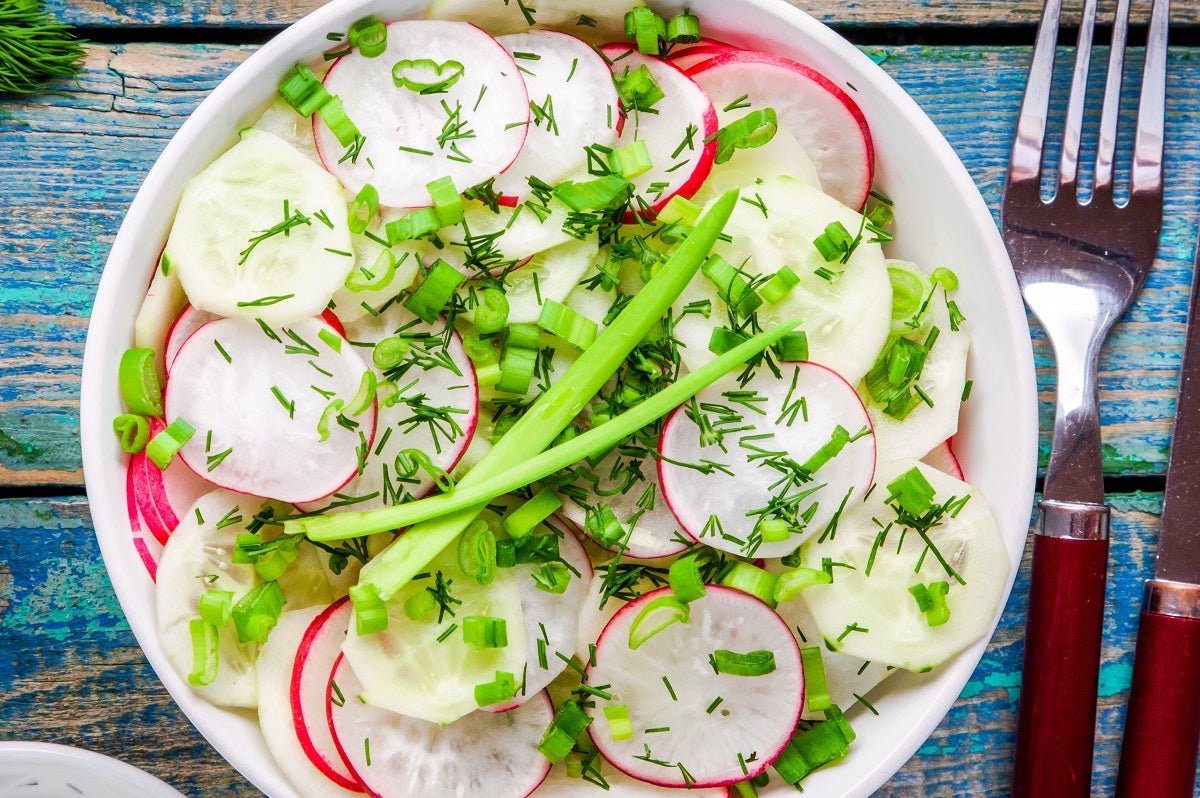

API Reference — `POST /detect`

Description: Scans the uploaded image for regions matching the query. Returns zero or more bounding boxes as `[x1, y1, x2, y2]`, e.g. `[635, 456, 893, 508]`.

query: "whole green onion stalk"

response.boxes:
[0, 0, 85, 98]
[288, 189, 743, 603]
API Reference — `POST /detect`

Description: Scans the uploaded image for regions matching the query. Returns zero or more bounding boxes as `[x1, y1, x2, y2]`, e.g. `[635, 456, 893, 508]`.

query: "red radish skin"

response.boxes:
[315, 22, 530, 209]
[132, 537, 158, 580]
[585, 585, 804, 788]
[923, 439, 965, 480]
[664, 38, 741, 71]
[686, 50, 874, 210]
[599, 44, 718, 222]
[327, 654, 553, 798]
[291, 598, 362, 791]
[125, 461, 160, 580]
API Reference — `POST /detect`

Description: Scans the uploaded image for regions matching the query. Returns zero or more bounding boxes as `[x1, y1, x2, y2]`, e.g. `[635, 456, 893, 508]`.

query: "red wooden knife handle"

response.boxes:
[1013, 515, 1109, 798]
[1116, 581, 1200, 798]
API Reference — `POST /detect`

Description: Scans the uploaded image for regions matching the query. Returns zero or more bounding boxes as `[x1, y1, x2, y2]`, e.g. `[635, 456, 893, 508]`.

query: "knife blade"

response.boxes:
[1155, 241, 1200, 584]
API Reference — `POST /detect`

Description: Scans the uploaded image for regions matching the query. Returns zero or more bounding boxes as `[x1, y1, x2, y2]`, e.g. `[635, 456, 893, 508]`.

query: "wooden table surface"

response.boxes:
[2, 1, 1199, 795]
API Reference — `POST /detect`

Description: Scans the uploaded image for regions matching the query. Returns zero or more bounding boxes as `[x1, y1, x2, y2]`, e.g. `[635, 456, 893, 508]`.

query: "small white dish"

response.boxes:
[0, 742, 184, 797]
[80, 1, 1039, 795]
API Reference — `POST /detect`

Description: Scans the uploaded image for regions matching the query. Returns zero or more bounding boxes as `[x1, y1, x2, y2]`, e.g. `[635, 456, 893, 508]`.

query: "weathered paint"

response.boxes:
[3, 43, 1199, 484]
[0, 494, 1191, 795]
[39, 0, 1200, 29]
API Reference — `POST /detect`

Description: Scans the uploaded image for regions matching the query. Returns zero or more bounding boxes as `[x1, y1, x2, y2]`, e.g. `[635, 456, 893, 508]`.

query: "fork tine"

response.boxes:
[1058, 0, 1099, 192]
[1009, 0, 1064, 184]
[1132, 0, 1169, 196]
[1094, 0, 1131, 194]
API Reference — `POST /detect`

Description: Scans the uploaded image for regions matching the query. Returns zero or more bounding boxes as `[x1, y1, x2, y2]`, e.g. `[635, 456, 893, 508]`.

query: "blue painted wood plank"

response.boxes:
[40, 0, 1200, 29]
[0, 494, 1174, 795]
[2, 43, 1198, 484]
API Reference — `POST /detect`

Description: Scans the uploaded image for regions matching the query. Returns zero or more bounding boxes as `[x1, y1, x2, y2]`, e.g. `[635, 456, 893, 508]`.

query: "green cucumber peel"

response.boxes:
[297, 316, 799, 541]
[286, 189, 742, 600]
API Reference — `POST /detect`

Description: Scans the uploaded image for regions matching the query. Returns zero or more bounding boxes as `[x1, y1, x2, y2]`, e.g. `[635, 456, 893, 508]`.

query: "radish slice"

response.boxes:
[866, 288, 970, 462]
[165, 305, 219, 374]
[259, 606, 364, 798]
[165, 130, 355, 326]
[558, 445, 689, 560]
[599, 45, 717, 220]
[328, 655, 553, 798]
[537, 761, 728, 796]
[664, 39, 741, 72]
[768, 569, 892, 721]
[493, 31, 620, 203]
[488, 517, 593, 710]
[316, 21, 529, 209]
[292, 599, 363, 790]
[658, 364, 876, 559]
[166, 316, 376, 504]
[302, 304, 477, 514]
[125, 459, 161, 580]
[800, 459, 1009, 670]
[687, 50, 873, 210]
[341, 538, 527, 725]
[923, 439, 965, 480]
[156, 489, 333, 708]
[585, 585, 803, 788]
[130, 417, 213, 544]
[671, 176, 892, 386]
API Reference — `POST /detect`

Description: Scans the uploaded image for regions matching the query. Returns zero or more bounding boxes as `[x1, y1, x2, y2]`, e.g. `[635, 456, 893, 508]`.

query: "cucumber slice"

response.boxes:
[341, 538, 527, 725]
[251, 97, 322, 166]
[440, 199, 578, 279]
[155, 489, 332, 708]
[865, 285, 970, 462]
[329, 228, 423, 324]
[473, 237, 599, 326]
[769, 573, 892, 720]
[537, 760, 728, 796]
[672, 176, 892, 386]
[134, 258, 187, 385]
[257, 606, 362, 798]
[799, 459, 1008, 670]
[692, 125, 822, 206]
[164, 130, 355, 326]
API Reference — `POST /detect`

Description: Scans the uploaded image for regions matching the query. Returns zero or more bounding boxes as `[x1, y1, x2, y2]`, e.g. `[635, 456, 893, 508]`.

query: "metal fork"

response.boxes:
[1002, 0, 1168, 795]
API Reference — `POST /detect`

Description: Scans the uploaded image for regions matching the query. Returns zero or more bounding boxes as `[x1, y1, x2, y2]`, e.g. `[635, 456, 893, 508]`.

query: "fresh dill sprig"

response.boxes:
[0, 0, 85, 99]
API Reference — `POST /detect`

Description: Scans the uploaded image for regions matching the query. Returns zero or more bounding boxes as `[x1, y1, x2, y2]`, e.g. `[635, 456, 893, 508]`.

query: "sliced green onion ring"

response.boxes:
[392, 58, 465, 93]
[537, 701, 593, 763]
[347, 183, 379, 234]
[553, 174, 632, 213]
[427, 175, 464, 226]
[800, 646, 831, 712]
[348, 15, 387, 58]
[538, 299, 598, 349]
[474, 670, 517, 706]
[112, 413, 150, 454]
[349, 582, 389, 635]
[714, 107, 778, 165]
[773, 567, 832, 603]
[372, 335, 410, 370]
[609, 140, 652, 179]
[187, 618, 220, 686]
[231, 581, 286, 644]
[603, 704, 634, 741]
[199, 588, 234, 627]
[760, 265, 800, 304]
[668, 554, 706, 603]
[462, 615, 508, 649]
[719, 561, 777, 606]
[278, 63, 330, 117]
[404, 259, 463, 323]
[344, 369, 378, 417]
[457, 519, 497, 585]
[710, 648, 776, 677]
[146, 417, 195, 470]
[628, 594, 690, 650]
[667, 11, 702, 43]
[502, 488, 562, 540]
[318, 96, 361, 147]
[119, 347, 164, 417]
[317, 399, 345, 442]
[474, 288, 510, 335]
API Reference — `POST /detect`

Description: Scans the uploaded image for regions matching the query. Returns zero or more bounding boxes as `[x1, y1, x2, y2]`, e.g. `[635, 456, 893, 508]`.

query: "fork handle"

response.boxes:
[1116, 581, 1200, 798]
[1012, 500, 1110, 798]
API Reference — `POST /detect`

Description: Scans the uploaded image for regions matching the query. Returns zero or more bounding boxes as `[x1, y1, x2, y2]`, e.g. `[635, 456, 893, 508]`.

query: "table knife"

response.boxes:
[1116, 240, 1200, 798]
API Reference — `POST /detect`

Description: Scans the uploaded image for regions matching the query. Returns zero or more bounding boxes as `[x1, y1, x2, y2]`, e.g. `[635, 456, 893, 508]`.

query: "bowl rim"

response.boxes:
[79, 1, 1039, 795]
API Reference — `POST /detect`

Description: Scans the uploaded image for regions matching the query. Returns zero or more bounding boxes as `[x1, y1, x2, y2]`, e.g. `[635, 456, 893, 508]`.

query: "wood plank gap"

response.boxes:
[70, 23, 1200, 49]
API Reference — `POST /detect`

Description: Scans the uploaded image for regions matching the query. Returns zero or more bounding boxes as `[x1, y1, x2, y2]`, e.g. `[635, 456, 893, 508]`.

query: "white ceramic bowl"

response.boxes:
[0, 742, 184, 797]
[81, 1, 1038, 795]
